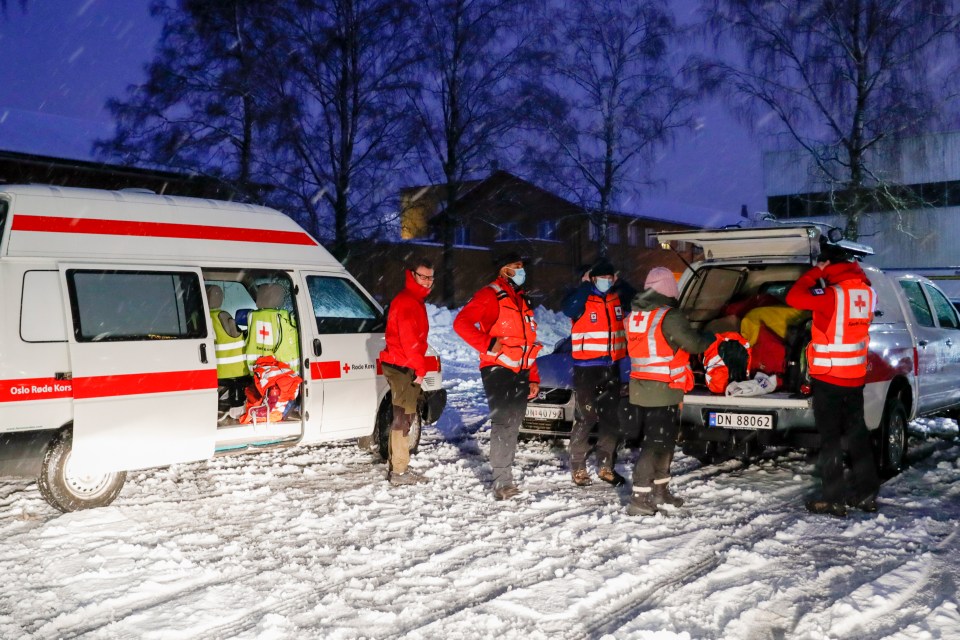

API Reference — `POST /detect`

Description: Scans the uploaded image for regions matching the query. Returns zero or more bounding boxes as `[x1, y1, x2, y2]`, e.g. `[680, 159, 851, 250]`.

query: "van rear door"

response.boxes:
[658, 227, 820, 263]
[59, 265, 218, 472]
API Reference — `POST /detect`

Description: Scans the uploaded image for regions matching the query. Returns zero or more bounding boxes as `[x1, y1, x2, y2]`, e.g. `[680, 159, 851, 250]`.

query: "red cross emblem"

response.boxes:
[259, 325, 271, 339]
[342, 362, 351, 375]
[854, 295, 866, 311]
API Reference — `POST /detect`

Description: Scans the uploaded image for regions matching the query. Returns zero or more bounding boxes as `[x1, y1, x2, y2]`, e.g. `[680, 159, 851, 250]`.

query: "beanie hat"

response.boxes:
[590, 260, 616, 278]
[493, 251, 525, 271]
[644, 267, 679, 299]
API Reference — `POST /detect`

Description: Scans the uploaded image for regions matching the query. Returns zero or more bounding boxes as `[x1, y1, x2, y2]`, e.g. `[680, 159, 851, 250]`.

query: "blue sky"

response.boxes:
[0, 0, 767, 226]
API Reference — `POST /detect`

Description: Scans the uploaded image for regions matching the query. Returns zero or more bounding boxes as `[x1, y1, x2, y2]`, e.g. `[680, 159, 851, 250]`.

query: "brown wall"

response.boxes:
[345, 239, 694, 311]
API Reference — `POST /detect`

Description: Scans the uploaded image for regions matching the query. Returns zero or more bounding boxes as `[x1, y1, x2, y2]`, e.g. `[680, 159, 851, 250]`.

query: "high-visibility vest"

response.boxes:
[210, 309, 248, 379]
[571, 292, 627, 361]
[479, 283, 542, 372]
[245, 308, 300, 371]
[807, 280, 875, 379]
[626, 306, 693, 392]
[240, 356, 303, 424]
[703, 332, 752, 394]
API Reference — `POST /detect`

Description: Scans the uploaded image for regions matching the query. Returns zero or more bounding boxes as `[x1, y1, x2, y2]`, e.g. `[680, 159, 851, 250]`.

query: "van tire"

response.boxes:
[374, 396, 422, 463]
[38, 430, 126, 512]
[877, 396, 908, 478]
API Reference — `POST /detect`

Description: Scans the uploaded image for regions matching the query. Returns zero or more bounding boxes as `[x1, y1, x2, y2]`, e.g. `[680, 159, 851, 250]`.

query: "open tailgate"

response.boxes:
[658, 226, 820, 262]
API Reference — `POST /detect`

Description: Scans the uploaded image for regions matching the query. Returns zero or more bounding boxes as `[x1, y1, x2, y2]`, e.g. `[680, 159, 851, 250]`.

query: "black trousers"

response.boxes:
[570, 364, 622, 471]
[631, 404, 680, 489]
[812, 379, 881, 503]
[481, 366, 530, 489]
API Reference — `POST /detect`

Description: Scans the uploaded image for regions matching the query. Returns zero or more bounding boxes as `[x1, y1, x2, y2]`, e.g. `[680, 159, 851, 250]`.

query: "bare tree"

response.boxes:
[97, 0, 277, 201]
[522, 0, 694, 258]
[408, 0, 536, 304]
[263, 0, 421, 259]
[700, 0, 960, 238]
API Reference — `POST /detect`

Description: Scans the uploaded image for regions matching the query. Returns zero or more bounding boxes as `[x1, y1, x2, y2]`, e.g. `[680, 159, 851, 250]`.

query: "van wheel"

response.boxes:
[374, 397, 423, 462]
[877, 397, 907, 478]
[38, 430, 126, 512]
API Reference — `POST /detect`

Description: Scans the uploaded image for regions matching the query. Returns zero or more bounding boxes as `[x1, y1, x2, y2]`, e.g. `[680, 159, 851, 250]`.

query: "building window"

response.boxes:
[628, 224, 640, 246]
[644, 228, 659, 249]
[499, 222, 520, 241]
[454, 225, 470, 246]
[537, 220, 558, 240]
[607, 224, 620, 245]
[588, 220, 599, 241]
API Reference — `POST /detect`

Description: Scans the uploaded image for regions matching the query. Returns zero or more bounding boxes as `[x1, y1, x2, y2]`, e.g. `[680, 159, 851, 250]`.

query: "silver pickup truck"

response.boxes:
[658, 225, 960, 476]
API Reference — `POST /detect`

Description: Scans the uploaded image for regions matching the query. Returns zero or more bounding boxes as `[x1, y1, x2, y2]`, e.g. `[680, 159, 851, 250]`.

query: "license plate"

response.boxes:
[708, 412, 773, 430]
[525, 406, 563, 420]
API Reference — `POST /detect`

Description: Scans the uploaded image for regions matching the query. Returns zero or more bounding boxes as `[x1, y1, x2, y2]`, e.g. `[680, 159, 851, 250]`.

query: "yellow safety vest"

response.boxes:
[244, 308, 301, 371]
[210, 309, 248, 379]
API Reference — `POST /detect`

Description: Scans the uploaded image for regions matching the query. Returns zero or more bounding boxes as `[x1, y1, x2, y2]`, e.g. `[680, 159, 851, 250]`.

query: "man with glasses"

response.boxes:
[379, 258, 435, 485]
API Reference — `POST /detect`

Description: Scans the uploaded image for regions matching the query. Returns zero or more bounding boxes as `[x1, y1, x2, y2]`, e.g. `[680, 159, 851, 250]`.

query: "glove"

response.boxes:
[717, 340, 749, 383]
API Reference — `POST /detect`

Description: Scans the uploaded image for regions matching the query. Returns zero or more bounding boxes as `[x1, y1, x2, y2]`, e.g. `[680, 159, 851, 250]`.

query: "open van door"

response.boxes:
[58, 265, 218, 473]
[300, 272, 385, 437]
[658, 226, 821, 263]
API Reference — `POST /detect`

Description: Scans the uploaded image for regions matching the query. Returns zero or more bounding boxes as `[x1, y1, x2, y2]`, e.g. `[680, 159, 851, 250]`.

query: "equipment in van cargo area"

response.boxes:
[0, 185, 446, 512]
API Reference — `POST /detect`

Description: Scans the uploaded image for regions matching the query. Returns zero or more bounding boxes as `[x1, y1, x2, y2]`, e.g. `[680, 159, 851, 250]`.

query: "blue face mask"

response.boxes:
[594, 278, 613, 293]
[509, 268, 526, 286]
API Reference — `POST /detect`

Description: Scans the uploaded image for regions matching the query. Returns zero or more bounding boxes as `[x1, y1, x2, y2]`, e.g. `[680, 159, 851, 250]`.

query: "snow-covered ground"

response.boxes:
[0, 306, 958, 639]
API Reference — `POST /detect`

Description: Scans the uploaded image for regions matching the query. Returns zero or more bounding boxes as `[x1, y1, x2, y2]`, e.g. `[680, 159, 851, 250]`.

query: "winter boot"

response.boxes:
[805, 499, 847, 517]
[493, 485, 521, 501]
[652, 482, 684, 507]
[627, 489, 658, 516]
[572, 469, 592, 487]
[389, 469, 428, 486]
[598, 467, 626, 487]
[846, 492, 879, 513]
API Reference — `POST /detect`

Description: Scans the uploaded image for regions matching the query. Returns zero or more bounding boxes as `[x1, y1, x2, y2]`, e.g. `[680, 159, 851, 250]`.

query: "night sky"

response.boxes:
[0, 0, 766, 225]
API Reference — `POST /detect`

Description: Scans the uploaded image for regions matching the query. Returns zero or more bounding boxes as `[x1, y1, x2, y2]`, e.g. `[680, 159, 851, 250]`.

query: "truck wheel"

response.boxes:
[37, 430, 126, 512]
[877, 397, 907, 478]
[375, 397, 422, 462]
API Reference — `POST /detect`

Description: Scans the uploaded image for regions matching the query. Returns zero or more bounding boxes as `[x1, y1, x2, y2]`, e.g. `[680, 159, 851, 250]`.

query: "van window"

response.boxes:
[0, 200, 8, 250]
[898, 280, 934, 327]
[66, 270, 206, 342]
[306, 276, 385, 334]
[923, 283, 960, 329]
[21, 270, 67, 342]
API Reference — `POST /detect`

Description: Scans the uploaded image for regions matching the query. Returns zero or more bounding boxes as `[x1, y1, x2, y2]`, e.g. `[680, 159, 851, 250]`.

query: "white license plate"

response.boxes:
[525, 406, 564, 420]
[708, 412, 773, 430]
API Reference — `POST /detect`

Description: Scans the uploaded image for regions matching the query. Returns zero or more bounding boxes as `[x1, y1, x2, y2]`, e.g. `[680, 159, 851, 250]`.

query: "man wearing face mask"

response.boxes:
[380, 257, 435, 485]
[454, 252, 542, 500]
[561, 260, 629, 487]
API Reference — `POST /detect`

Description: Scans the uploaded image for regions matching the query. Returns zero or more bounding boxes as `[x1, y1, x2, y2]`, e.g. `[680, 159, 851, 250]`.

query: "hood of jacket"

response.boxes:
[404, 269, 432, 300]
[632, 288, 678, 312]
[822, 261, 871, 287]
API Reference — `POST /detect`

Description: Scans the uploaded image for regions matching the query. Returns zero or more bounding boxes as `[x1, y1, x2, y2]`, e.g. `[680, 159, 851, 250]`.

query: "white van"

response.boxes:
[0, 185, 445, 512]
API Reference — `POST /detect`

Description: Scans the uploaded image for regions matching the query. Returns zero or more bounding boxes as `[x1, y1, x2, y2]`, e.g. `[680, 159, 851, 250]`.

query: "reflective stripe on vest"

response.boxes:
[807, 282, 874, 379]
[479, 283, 541, 372]
[626, 306, 693, 391]
[570, 293, 627, 360]
[210, 309, 248, 378]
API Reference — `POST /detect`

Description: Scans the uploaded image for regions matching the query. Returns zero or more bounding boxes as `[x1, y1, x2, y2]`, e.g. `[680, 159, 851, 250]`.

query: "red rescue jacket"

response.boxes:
[703, 332, 752, 394]
[626, 306, 693, 392]
[380, 270, 431, 377]
[571, 292, 627, 360]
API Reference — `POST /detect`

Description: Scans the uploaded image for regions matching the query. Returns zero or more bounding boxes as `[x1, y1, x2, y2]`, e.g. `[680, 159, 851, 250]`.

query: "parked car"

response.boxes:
[521, 337, 630, 438]
[525, 224, 960, 477]
[662, 224, 960, 475]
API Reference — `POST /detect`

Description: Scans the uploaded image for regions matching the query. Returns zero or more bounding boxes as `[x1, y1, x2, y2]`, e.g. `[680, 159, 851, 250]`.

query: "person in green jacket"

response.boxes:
[624, 267, 714, 516]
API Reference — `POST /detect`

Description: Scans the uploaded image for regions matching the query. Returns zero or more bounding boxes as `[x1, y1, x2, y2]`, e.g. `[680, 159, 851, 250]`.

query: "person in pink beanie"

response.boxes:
[623, 266, 714, 516]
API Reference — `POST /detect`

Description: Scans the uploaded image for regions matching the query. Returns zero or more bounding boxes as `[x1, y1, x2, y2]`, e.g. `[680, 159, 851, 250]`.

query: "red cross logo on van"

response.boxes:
[342, 362, 351, 375]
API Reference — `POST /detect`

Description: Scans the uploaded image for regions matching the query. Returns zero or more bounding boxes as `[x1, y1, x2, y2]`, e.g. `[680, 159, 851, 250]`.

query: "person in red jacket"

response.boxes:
[379, 258, 434, 485]
[786, 241, 880, 517]
[454, 252, 542, 501]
